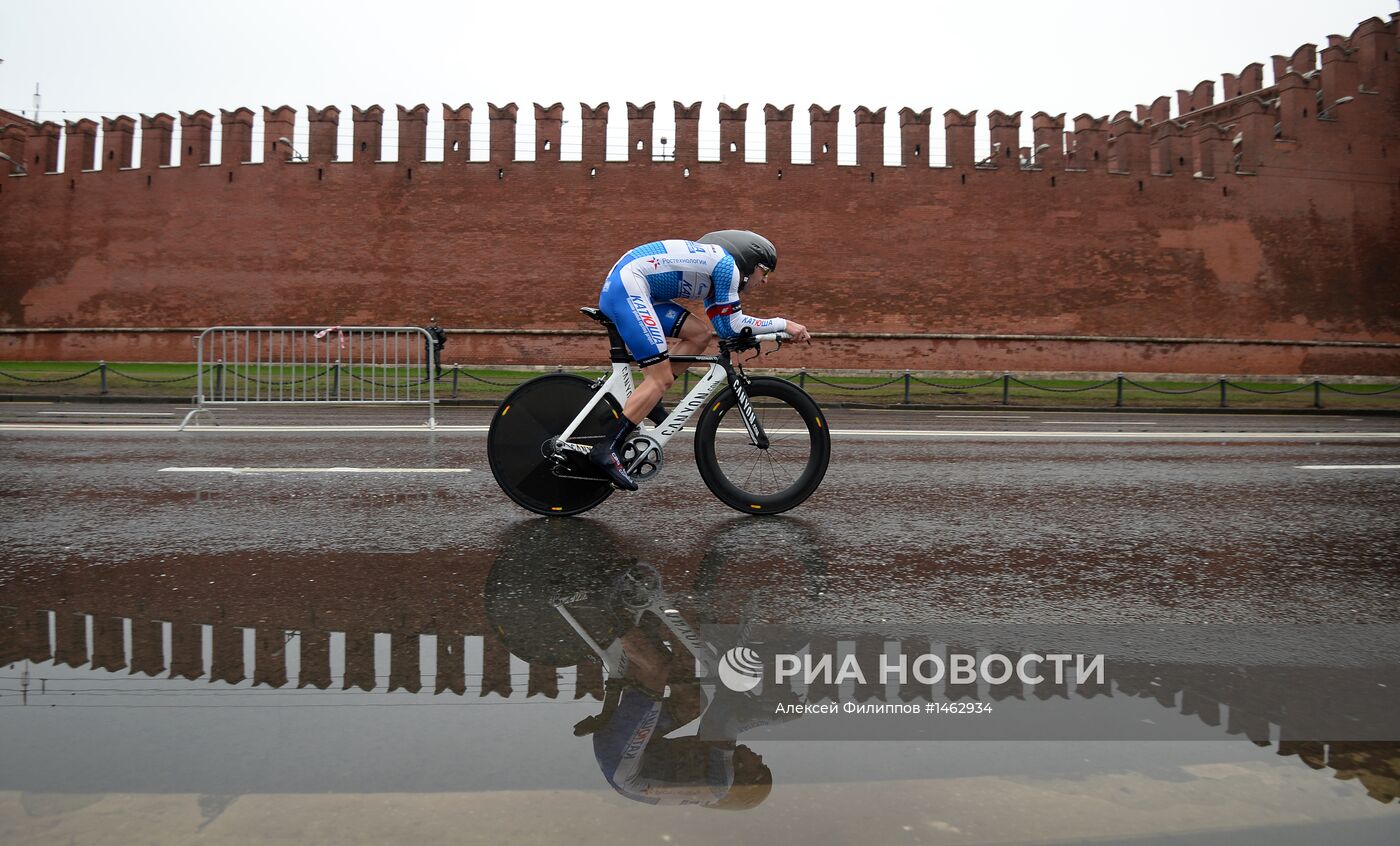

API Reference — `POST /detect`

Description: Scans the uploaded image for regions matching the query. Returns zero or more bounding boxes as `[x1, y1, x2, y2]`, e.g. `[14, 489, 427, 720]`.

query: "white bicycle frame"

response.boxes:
[553, 332, 788, 457]
[553, 588, 720, 679]
[551, 566, 759, 682]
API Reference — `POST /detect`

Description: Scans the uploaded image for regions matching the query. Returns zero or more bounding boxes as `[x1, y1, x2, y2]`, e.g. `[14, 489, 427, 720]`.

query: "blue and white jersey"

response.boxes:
[602, 240, 787, 340]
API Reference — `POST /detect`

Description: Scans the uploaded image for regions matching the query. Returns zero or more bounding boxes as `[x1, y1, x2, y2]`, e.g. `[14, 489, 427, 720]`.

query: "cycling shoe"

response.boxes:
[589, 446, 638, 491]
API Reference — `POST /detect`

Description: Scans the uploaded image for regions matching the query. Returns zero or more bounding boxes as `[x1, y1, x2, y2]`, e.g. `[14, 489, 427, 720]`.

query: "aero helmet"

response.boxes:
[705, 745, 773, 810]
[697, 230, 777, 281]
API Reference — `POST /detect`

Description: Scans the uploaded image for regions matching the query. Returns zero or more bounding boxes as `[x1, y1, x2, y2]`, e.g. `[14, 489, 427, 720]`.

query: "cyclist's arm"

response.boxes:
[705, 255, 787, 340]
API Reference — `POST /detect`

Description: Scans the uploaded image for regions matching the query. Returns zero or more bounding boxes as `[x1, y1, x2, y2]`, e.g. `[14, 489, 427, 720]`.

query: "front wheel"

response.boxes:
[693, 376, 830, 515]
[487, 374, 619, 516]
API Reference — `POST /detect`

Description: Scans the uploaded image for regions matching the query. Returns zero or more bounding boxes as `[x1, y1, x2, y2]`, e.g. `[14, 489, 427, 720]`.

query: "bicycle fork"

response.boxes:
[727, 374, 771, 450]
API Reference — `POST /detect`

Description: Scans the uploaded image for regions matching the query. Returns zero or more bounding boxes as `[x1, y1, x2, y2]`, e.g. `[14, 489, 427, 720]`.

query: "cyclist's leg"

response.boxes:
[593, 686, 664, 797]
[593, 269, 671, 489]
[597, 272, 678, 425]
[661, 301, 711, 367]
[601, 269, 666, 353]
[646, 302, 709, 424]
[623, 359, 675, 425]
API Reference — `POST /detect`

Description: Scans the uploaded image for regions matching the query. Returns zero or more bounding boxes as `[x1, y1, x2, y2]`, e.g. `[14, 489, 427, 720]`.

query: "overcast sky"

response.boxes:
[2, 0, 1394, 164]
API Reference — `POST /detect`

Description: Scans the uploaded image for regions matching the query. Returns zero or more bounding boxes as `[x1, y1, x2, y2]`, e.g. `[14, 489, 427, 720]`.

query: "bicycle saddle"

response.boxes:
[580, 307, 614, 326]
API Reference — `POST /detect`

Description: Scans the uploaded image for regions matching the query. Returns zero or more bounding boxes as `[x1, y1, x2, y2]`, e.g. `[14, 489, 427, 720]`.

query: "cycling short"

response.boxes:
[594, 687, 732, 805]
[599, 266, 691, 367]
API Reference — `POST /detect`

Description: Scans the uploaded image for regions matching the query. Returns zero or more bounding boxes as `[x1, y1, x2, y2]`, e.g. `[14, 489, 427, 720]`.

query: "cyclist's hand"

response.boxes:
[785, 320, 811, 343]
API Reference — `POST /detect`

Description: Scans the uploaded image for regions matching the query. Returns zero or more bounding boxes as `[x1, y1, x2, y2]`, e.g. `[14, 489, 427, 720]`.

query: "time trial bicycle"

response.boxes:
[486, 307, 830, 516]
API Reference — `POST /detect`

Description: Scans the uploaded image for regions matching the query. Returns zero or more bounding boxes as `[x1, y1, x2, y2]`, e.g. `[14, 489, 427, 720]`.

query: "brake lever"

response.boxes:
[764, 337, 785, 356]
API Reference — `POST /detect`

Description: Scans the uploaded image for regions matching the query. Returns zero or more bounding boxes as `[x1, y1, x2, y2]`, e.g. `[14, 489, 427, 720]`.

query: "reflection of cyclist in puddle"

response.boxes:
[579, 617, 773, 809]
[485, 517, 825, 810]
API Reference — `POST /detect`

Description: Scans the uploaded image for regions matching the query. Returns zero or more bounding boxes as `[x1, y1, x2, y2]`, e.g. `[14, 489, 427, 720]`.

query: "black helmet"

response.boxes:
[697, 230, 777, 278]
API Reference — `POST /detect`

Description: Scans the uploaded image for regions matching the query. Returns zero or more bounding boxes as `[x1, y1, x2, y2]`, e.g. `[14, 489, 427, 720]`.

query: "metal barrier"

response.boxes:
[178, 326, 436, 430]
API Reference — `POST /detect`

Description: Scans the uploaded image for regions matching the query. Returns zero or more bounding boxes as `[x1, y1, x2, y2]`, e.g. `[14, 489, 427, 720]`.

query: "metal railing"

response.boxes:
[178, 326, 437, 430]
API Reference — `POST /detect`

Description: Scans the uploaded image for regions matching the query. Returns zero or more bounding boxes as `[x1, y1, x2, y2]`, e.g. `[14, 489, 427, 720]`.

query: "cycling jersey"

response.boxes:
[599, 240, 788, 366]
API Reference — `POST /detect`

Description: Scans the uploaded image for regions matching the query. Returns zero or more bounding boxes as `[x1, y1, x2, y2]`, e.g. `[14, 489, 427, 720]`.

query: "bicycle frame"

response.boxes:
[554, 350, 770, 455]
[550, 561, 766, 684]
[553, 592, 720, 679]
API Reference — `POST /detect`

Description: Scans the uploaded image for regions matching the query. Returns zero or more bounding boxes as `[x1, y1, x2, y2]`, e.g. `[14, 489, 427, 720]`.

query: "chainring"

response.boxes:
[621, 434, 664, 481]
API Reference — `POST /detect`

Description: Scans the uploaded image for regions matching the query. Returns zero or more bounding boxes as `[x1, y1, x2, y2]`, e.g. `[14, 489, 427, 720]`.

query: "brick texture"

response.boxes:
[1, 15, 1397, 375]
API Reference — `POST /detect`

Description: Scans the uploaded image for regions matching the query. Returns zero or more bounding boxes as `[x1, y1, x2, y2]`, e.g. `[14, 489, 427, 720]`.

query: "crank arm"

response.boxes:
[551, 469, 611, 483]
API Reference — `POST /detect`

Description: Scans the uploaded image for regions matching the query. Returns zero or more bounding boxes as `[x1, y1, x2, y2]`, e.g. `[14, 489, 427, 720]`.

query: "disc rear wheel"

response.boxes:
[487, 374, 620, 516]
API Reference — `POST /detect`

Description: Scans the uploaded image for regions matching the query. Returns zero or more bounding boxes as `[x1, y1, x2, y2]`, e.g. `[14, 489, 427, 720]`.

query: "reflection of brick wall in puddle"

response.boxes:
[7, 601, 1397, 801]
[4, 569, 1400, 803]
[1313, 742, 1400, 804]
[0, 16, 1396, 375]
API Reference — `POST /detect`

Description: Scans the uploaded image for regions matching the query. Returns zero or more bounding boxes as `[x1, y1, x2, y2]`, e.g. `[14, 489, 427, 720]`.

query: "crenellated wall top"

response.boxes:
[854, 106, 886, 125]
[944, 109, 977, 128]
[220, 108, 254, 126]
[352, 105, 384, 123]
[140, 113, 176, 131]
[718, 103, 748, 121]
[1, 14, 1391, 180]
[487, 103, 518, 121]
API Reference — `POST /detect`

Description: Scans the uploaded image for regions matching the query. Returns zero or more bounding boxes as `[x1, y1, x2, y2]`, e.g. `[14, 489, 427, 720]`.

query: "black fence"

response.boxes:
[0, 362, 213, 393]
[3, 362, 1399, 409]
[772, 370, 1400, 409]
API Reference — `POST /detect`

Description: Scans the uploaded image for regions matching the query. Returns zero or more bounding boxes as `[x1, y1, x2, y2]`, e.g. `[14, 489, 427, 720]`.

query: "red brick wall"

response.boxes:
[2, 16, 1397, 375]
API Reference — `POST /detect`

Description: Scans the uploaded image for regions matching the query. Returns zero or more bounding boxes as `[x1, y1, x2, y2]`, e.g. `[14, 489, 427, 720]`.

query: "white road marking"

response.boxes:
[0, 424, 490, 432]
[829, 430, 1400, 440]
[37, 411, 176, 417]
[1037, 421, 1158, 426]
[3, 423, 1399, 442]
[159, 466, 473, 474]
[721, 428, 1400, 440]
[1296, 465, 1400, 470]
[935, 414, 1032, 419]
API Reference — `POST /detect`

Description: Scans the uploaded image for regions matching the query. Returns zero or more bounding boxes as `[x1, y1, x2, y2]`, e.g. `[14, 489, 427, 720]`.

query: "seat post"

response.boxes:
[607, 325, 631, 364]
[580, 307, 634, 365]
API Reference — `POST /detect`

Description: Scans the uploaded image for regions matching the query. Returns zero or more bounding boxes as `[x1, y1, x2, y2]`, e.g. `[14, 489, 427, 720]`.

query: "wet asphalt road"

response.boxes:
[3, 402, 1399, 844]
[3, 402, 1398, 624]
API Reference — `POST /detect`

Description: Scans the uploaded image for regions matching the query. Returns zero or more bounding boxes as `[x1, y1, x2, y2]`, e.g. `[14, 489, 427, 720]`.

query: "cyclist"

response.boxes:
[589, 230, 811, 491]
[583, 618, 774, 809]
